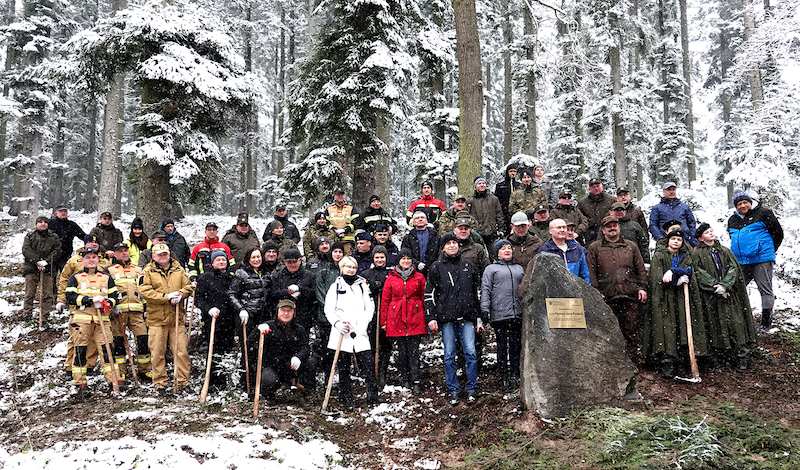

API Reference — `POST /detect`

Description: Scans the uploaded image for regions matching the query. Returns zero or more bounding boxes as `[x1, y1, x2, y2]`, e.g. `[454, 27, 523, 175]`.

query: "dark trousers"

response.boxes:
[260, 357, 318, 397]
[337, 350, 377, 405]
[315, 324, 334, 385]
[606, 297, 642, 353]
[201, 316, 236, 389]
[493, 318, 522, 378]
[368, 318, 393, 382]
[395, 335, 421, 384]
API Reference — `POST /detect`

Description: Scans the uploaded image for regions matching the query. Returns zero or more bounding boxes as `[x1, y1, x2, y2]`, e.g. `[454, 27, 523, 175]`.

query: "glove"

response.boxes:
[209, 307, 220, 318]
[290, 356, 301, 371]
[713, 285, 727, 295]
[239, 310, 249, 324]
[476, 318, 485, 333]
[168, 291, 182, 304]
[37, 260, 47, 269]
[194, 307, 202, 316]
[335, 321, 351, 334]
[662, 270, 674, 283]
[335, 228, 345, 236]
[101, 300, 112, 315]
[418, 262, 426, 271]
[287, 284, 299, 294]
[676, 275, 689, 286]
[373, 280, 382, 289]
[56, 302, 66, 313]
[113, 306, 121, 315]
[291, 291, 300, 299]
[92, 295, 105, 305]
[258, 323, 271, 334]
[426, 223, 434, 229]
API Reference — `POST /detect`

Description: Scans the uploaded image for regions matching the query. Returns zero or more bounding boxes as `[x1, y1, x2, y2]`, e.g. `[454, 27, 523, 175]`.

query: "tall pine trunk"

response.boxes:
[678, 0, 696, 182]
[97, 0, 128, 216]
[523, 5, 537, 157]
[453, 0, 483, 195]
[502, 0, 512, 162]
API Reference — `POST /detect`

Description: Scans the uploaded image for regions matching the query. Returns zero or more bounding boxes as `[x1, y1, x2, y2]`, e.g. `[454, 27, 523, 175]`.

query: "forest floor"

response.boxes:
[2, 218, 800, 469]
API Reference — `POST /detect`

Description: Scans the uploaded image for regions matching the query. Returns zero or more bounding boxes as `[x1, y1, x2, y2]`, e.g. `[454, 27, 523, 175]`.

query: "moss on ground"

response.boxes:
[464, 401, 800, 469]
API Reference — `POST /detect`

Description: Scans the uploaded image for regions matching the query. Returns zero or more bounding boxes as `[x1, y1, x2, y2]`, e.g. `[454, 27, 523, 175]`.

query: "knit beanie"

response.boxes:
[733, 190, 752, 206]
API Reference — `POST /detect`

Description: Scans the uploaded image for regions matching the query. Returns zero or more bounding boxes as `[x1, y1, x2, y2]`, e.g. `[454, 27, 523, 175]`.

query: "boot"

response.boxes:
[759, 309, 773, 332]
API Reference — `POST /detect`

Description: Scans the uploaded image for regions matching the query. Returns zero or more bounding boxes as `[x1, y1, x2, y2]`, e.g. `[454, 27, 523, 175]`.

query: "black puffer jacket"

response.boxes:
[196, 268, 236, 345]
[424, 252, 482, 325]
[228, 265, 271, 324]
[271, 266, 317, 330]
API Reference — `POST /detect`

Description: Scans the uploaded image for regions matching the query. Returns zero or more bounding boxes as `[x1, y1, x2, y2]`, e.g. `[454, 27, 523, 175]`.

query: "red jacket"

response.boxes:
[188, 237, 233, 280]
[380, 269, 428, 337]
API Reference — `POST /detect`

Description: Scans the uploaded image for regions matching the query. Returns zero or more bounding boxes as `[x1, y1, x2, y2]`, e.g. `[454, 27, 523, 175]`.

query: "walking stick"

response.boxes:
[253, 331, 265, 418]
[322, 333, 344, 413]
[243, 323, 251, 395]
[97, 305, 120, 392]
[199, 315, 217, 403]
[374, 297, 380, 377]
[174, 302, 180, 394]
[38, 268, 44, 329]
[675, 283, 702, 383]
[186, 293, 196, 345]
[116, 314, 139, 384]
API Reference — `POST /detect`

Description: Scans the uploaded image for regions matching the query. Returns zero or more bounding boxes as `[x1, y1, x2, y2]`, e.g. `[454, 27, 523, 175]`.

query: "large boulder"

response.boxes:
[519, 253, 637, 419]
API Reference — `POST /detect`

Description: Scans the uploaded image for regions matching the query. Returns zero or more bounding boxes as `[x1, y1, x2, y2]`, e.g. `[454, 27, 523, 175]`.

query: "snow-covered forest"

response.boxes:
[0, 0, 797, 233]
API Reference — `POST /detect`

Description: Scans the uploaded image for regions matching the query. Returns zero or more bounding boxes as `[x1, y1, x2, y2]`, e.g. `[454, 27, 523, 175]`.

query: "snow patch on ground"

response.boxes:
[0, 426, 348, 469]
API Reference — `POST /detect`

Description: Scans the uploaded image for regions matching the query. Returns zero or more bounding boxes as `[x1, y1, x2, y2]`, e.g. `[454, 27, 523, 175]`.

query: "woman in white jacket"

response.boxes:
[325, 256, 381, 411]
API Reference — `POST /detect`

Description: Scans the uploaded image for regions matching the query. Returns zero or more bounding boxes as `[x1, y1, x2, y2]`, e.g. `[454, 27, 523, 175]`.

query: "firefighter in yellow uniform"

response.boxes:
[107, 242, 151, 382]
[57, 234, 112, 376]
[139, 244, 195, 391]
[65, 247, 121, 394]
[327, 189, 358, 255]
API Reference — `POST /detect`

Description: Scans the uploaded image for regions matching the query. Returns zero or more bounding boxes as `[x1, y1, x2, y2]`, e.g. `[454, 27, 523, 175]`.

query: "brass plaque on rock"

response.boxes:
[545, 298, 586, 329]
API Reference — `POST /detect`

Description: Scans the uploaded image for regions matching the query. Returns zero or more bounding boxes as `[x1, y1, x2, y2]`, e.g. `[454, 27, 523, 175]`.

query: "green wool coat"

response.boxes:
[694, 240, 757, 354]
[642, 241, 708, 362]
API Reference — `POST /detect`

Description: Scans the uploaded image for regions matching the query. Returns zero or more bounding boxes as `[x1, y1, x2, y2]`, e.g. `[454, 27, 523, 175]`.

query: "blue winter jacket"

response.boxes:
[727, 203, 783, 266]
[536, 239, 591, 284]
[648, 197, 697, 246]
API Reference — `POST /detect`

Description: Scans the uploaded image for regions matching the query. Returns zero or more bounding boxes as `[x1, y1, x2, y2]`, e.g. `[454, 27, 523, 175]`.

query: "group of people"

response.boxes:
[20, 168, 782, 409]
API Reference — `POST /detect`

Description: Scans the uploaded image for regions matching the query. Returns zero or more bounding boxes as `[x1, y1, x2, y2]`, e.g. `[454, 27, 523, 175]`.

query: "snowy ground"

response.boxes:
[1, 198, 799, 469]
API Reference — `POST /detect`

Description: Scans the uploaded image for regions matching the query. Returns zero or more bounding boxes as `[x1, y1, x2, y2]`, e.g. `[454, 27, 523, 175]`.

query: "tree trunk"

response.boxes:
[51, 108, 65, 207]
[277, 5, 286, 171]
[453, 0, 483, 196]
[523, 5, 537, 157]
[98, 73, 125, 216]
[0, 0, 13, 208]
[485, 62, 492, 130]
[376, 113, 390, 209]
[81, 101, 98, 212]
[678, 0, 696, 183]
[352, 150, 375, 212]
[97, 0, 128, 216]
[502, 0, 512, 162]
[137, 160, 171, 235]
[742, 0, 764, 111]
[610, 13, 626, 189]
[244, 2, 255, 214]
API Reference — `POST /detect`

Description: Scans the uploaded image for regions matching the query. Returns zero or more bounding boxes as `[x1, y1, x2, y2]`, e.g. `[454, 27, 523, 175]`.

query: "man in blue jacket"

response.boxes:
[648, 182, 697, 246]
[535, 219, 591, 284]
[727, 191, 783, 331]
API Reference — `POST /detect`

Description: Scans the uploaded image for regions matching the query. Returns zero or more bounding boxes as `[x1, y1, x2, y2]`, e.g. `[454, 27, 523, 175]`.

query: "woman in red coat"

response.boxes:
[380, 248, 427, 395]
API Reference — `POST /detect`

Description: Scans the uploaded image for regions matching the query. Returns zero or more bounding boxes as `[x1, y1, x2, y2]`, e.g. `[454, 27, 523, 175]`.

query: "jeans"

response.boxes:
[441, 320, 477, 394]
